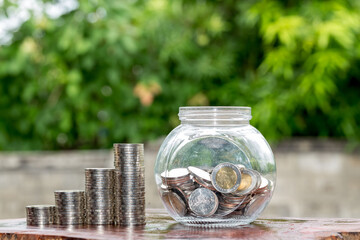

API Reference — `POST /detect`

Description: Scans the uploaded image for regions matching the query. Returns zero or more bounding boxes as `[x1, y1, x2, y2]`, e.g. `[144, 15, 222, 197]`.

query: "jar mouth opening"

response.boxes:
[179, 106, 251, 112]
[179, 106, 252, 124]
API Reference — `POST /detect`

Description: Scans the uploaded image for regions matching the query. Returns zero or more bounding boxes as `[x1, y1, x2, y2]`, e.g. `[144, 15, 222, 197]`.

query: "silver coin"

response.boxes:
[55, 190, 85, 194]
[55, 198, 85, 202]
[192, 177, 215, 190]
[188, 188, 219, 217]
[85, 179, 114, 182]
[86, 192, 114, 196]
[26, 205, 56, 209]
[253, 176, 269, 194]
[117, 205, 145, 209]
[236, 164, 246, 171]
[115, 216, 146, 220]
[188, 166, 212, 182]
[187, 166, 215, 190]
[161, 168, 190, 179]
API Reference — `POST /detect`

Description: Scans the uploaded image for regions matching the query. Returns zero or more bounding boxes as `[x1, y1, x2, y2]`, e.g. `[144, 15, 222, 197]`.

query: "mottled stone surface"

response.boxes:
[0, 209, 360, 240]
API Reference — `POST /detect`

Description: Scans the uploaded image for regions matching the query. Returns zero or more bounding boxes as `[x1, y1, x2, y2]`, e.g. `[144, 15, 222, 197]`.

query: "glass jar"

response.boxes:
[154, 106, 276, 227]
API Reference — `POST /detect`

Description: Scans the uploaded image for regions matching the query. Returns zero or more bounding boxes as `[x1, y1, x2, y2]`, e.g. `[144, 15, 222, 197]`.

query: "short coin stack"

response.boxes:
[26, 205, 56, 226]
[54, 190, 85, 225]
[113, 143, 146, 226]
[85, 168, 115, 225]
[161, 168, 198, 201]
[160, 162, 272, 218]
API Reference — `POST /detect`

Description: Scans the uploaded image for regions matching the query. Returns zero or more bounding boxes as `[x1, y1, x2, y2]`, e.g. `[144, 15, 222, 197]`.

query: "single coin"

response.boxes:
[188, 188, 219, 217]
[162, 191, 187, 217]
[188, 166, 215, 190]
[160, 184, 169, 190]
[193, 177, 215, 190]
[161, 168, 190, 179]
[236, 164, 246, 171]
[258, 176, 269, 190]
[172, 187, 188, 204]
[26, 205, 56, 210]
[234, 169, 259, 196]
[243, 190, 271, 217]
[238, 172, 252, 190]
[211, 163, 241, 193]
[188, 166, 211, 182]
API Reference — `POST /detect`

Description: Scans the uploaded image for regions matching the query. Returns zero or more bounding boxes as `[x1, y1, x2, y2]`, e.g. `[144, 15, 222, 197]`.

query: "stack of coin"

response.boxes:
[215, 194, 245, 217]
[85, 168, 115, 225]
[160, 162, 272, 218]
[232, 175, 271, 216]
[26, 205, 56, 226]
[54, 190, 85, 225]
[113, 143, 146, 226]
[161, 168, 197, 200]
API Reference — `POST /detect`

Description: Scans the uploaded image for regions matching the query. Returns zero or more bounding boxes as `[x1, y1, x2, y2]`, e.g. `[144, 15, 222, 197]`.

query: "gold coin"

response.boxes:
[211, 163, 241, 193]
[237, 173, 252, 191]
[215, 166, 238, 190]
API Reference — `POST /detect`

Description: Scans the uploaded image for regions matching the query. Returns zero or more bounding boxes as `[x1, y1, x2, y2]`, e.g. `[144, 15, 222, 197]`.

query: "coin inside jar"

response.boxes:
[243, 190, 271, 217]
[162, 191, 187, 217]
[234, 169, 259, 196]
[187, 166, 215, 190]
[188, 188, 219, 217]
[211, 163, 241, 193]
[188, 166, 211, 182]
[161, 168, 190, 179]
[238, 173, 252, 190]
[236, 164, 246, 171]
[259, 176, 269, 190]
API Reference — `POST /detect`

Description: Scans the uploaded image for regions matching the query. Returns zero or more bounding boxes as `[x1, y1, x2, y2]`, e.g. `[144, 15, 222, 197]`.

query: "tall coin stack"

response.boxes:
[113, 143, 146, 226]
[85, 168, 115, 225]
[54, 190, 85, 225]
[26, 205, 57, 226]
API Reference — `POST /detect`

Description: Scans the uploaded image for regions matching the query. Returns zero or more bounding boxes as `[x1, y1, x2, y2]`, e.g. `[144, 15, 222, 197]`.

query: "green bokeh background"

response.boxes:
[0, 0, 359, 150]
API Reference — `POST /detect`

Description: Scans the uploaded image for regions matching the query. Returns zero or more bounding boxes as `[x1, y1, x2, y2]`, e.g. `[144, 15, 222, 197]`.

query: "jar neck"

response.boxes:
[178, 107, 252, 126]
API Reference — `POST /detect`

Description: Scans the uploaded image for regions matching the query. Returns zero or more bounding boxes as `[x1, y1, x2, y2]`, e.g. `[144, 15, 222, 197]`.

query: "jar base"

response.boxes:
[176, 216, 255, 228]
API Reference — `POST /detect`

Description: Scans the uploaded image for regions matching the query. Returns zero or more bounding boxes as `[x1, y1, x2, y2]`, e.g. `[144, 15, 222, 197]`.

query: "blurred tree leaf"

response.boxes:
[0, 0, 359, 150]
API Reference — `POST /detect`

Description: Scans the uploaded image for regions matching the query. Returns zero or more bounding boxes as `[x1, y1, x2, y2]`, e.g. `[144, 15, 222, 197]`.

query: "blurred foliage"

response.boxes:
[0, 0, 359, 150]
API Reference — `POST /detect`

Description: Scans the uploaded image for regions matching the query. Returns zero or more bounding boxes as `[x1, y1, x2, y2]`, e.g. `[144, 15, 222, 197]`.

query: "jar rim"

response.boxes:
[179, 106, 251, 111]
[178, 106, 252, 125]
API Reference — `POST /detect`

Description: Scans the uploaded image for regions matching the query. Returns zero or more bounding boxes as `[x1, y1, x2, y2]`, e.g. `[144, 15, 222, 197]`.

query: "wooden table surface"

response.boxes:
[1, 209, 360, 240]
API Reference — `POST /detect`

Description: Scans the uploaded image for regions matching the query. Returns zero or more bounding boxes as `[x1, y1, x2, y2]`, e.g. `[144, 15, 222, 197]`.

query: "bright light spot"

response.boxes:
[96, 7, 107, 19]
[45, 0, 79, 19]
[57, 133, 68, 145]
[101, 86, 113, 96]
[97, 110, 109, 122]
[0, 0, 79, 45]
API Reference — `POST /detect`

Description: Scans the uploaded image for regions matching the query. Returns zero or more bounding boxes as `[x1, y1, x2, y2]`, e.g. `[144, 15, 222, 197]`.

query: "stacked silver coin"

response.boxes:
[160, 163, 272, 218]
[54, 190, 85, 225]
[26, 205, 56, 226]
[113, 143, 146, 226]
[85, 168, 115, 225]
